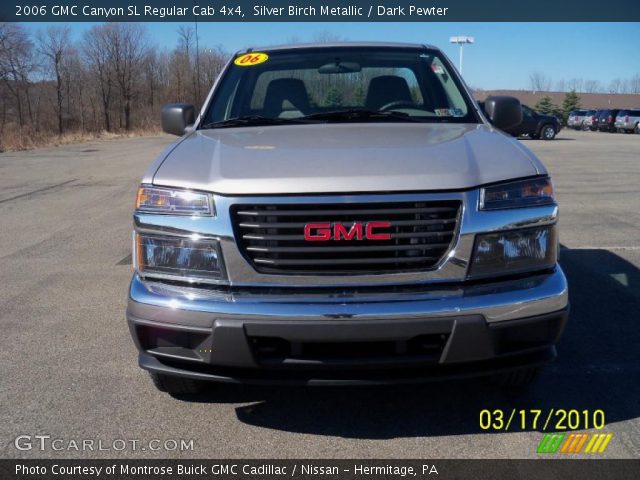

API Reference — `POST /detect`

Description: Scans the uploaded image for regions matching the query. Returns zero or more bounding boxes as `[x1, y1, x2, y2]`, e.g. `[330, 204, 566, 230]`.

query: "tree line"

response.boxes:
[0, 23, 227, 150]
[528, 71, 640, 95]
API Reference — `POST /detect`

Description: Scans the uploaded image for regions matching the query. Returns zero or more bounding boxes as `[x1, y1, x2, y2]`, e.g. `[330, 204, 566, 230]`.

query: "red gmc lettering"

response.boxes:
[304, 223, 331, 241]
[304, 222, 391, 241]
[334, 223, 363, 240]
[366, 221, 392, 240]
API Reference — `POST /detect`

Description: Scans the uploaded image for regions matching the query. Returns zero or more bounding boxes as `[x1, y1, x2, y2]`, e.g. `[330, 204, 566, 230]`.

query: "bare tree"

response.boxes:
[65, 48, 87, 131]
[83, 25, 115, 131]
[0, 23, 35, 127]
[529, 72, 552, 93]
[555, 79, 566, 92]
[567, 78, 584, 93]
[608, 78, 622, 93]
[105, 24, 149, 131]
[618, 79, 630, 94]
[313, 30, 346, 43]
[38, 25, 70, 135]
[142, 50, 159, 109]
[584, 80, 602, 93]
[629, 75, 640, 94]
[177, 26, 199, 104]
[198, 46, 227, 98]
[177, 26, 195, 56]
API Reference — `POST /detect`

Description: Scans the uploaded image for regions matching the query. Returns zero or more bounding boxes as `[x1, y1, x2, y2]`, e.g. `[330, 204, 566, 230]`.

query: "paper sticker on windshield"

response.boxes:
[435, 108, 464, 117]
[234, 52, 269, 66]
[431, 64, 445, 74]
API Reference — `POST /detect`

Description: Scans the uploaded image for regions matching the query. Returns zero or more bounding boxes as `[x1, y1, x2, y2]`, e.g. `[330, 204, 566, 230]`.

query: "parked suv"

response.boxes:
[567, 109, 587, 130]
[614, 109, 640, 133]
[502, 104, 561, 140]
[597, 109, 621, 132]
[582, 110, 598, 131]
[127, 43, 568, 394]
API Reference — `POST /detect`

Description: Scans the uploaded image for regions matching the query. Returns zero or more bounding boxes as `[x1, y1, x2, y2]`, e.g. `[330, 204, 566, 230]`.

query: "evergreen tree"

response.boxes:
[534, 96, 556, 114]
[324, 88, 344, 107]
[560, 91, 582, 125]
[353, 85, 366, 106]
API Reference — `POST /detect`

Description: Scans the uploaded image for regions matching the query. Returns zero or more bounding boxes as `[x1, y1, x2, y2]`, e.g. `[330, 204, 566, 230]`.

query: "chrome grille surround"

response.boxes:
[231, 200, 462, 275]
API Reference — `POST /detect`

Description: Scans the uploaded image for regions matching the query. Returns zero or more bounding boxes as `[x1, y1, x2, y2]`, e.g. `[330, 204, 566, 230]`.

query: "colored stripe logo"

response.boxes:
[537, 433, 613, 454]
[537, 433, 565, 453]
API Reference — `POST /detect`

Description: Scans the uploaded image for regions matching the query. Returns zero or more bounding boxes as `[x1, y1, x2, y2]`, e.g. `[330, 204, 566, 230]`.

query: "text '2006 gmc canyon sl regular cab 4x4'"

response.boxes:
[127, 43, 569, 394]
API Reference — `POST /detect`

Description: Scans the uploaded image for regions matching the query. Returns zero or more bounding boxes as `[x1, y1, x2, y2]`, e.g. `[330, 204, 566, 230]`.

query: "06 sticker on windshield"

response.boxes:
[234, 52, 269, 66]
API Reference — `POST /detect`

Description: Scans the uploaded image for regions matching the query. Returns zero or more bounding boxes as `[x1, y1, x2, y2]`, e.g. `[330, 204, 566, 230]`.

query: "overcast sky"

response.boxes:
[22, 22, 640, 91]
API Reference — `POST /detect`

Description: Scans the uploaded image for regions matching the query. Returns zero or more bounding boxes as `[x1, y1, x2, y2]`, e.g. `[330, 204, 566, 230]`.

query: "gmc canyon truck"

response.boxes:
[127, 42, 569, 394]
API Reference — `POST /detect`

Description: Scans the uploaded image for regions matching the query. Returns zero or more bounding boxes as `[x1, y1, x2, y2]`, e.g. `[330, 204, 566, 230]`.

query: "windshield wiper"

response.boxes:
[200, 115, 312, 129]
[200, 110, 425, 129]
[300, 109, 424, 122]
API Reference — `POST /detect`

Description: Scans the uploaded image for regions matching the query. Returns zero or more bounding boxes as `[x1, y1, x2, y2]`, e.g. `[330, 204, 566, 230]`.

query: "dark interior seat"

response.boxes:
[365, 75, 414, 110]
[263, 78, 310, 117]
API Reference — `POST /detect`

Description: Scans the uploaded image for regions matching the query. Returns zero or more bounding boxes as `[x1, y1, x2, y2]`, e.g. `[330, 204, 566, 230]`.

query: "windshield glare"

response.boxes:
[202, 47, 478, 126]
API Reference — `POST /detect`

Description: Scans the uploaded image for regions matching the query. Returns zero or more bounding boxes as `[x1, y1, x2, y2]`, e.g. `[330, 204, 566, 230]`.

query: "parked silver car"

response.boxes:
[567, 109, 587, 130]
[127, 42, 568, 394]
[582, 110, 598, 131]
[614, 109, 640, 133]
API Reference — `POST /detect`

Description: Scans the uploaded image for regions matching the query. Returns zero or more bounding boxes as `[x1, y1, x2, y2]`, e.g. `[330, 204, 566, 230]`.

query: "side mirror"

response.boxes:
[482, 96, 522, 130]
[161, 103, 195, 136]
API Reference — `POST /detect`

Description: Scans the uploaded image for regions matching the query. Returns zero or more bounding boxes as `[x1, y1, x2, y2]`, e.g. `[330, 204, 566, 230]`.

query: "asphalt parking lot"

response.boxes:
[1, 129, 639, 459]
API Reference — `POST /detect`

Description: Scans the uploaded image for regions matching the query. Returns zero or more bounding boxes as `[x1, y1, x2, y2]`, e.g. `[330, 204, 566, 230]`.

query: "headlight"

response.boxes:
[468, 226, 557, 279]
[135, 233, 226, 284]
[135, 185, 213, 215]
[480, 177, 554, 210]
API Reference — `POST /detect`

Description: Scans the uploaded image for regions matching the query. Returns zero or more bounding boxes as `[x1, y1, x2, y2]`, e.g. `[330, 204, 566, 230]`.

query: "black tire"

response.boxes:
[494, 366, 542, 388]
[149, 372, 207, 394]
[635, 124, 640, 134]
[540, 124, 556, 140]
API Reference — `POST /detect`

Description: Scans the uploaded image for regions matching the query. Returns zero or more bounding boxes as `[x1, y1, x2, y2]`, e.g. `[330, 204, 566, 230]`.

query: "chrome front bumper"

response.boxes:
[127, 268, 568, 384]
[128, 267, 568, 326]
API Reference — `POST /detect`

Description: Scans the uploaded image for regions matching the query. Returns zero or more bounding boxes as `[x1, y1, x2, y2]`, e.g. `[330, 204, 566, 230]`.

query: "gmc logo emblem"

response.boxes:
[304, 222, 391, 241]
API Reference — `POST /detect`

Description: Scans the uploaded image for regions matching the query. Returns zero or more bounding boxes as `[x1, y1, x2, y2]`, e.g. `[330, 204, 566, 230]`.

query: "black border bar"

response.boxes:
[4, 0, 640, 22]
[2, 459, 640, 480]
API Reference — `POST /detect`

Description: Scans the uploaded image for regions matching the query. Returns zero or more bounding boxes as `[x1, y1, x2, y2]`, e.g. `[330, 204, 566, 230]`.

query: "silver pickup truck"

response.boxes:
[127, 42, 568, 394]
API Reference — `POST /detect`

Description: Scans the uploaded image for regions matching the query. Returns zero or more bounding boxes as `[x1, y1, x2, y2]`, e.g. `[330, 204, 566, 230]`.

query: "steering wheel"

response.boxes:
[378, 100, 417, 111]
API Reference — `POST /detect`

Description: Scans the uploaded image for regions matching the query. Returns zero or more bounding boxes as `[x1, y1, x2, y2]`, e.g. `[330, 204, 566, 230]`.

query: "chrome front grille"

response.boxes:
[231, 200, 461, 275]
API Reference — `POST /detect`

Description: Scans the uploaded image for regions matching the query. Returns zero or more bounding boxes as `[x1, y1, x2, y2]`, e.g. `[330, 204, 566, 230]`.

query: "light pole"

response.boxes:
[449, 36, 474, 75]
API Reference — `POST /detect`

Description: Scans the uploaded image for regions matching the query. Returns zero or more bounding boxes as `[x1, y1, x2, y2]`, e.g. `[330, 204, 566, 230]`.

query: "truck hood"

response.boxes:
[151, 123, 542, 195]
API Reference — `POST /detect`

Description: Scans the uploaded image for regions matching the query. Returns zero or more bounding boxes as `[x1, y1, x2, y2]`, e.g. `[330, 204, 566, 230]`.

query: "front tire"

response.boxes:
[540, 124, 556, 140]
[149, 372, 207, 394]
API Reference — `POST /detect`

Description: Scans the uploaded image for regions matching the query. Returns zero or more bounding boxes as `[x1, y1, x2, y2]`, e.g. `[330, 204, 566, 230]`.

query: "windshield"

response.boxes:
[201, 46, 478, 127]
